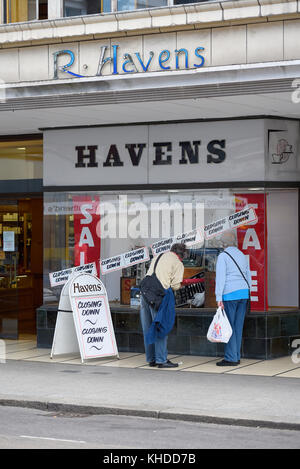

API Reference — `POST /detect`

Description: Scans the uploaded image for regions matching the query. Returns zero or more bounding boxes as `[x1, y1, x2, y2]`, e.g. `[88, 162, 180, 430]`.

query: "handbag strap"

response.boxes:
[153, 253, 164, 273]
[223, 251, 250, 290]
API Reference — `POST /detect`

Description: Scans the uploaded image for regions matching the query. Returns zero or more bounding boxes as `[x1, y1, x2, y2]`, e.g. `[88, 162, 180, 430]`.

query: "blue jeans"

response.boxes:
[140, 295, 168, 364]
[223, 299, 247, 362]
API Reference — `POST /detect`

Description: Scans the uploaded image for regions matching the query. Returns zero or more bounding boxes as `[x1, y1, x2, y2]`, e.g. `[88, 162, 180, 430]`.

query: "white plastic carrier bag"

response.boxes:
[207, 306, 233, 343]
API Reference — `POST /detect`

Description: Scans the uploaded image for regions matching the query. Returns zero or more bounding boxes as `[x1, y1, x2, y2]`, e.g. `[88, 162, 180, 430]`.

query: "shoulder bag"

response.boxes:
[223, 251, 251, 315]
[140, 253, 166, 311]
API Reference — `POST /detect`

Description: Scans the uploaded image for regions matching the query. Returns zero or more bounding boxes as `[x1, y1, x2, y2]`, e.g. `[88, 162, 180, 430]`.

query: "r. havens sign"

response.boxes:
[44, 120, 266, 186]
[53, 45, 205, 79]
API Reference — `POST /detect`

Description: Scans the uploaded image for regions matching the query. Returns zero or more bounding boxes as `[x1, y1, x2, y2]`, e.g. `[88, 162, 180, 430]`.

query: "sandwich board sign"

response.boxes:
[51, 277, 78, 358]
[51, 273, 119, 363]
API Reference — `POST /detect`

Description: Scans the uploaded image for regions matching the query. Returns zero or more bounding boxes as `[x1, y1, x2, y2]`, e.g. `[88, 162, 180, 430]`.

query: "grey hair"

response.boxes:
[220, 230, 237, 248]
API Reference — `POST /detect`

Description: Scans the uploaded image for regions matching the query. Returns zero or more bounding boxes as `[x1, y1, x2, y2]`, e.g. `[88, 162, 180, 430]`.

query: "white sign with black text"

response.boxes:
[49, 262, 97, 287]
[100, 247, 149, 275]
[204, 207, 257, 240]
[44, 120, 266, 186]
[69, 273, 119, 361]
[151, 228, 204, 257]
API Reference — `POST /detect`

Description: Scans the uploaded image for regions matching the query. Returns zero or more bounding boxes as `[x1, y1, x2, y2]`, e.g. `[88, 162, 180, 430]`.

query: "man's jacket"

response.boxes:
[145, 288, 175, 345]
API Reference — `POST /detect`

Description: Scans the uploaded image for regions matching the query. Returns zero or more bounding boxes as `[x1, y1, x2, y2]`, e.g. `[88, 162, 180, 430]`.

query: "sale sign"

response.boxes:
[235, 193, 267, 311]
[73, 196, 101, 274]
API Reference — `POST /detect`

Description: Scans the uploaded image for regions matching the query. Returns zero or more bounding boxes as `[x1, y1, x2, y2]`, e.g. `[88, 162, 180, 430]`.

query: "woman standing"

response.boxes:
[215, 231, 252, 366]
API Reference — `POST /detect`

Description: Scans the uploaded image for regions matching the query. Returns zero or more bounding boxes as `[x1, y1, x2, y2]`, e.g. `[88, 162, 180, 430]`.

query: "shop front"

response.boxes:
[1, 2, 300, 355]
[37, 117, 300, 359]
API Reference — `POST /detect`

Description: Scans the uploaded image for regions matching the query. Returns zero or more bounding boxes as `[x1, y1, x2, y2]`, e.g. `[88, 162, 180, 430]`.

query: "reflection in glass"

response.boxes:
[64, 0, 102, 16]
[3, 0, 48, 23]
[117, 0, 167, 10]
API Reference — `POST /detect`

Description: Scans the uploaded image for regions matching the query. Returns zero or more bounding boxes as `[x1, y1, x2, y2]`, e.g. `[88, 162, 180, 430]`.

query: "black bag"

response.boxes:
[140, 253, 165, 311]
[223, 251, 251, 315]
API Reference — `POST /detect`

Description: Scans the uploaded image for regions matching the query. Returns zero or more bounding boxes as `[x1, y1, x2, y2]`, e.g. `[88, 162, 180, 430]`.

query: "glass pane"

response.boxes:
[64, 0, 101, 16]
[118, 0, 167, 10]
[174, 0, 210, 3]
[117, 0, 135, 11]
[28, 0, 37, 20]
[39, 0, 48, 19]
[0, 201, 19, 339]
[0, 141, 43, 181]
[267, 189, 299, 309]
[102, 0, 111, 12]
[0, 198, 43, 339]
[43, 188, 270, 311]
[3, 0, 45, 23]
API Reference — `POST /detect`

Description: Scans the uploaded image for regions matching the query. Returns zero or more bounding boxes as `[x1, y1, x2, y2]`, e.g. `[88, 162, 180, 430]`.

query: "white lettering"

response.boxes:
[242, 228, 261, 250]
[79, 227, 95, 247]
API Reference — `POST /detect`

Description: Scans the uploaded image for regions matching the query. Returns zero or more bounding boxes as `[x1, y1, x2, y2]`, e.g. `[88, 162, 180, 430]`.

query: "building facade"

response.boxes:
[0, 0, 299, 358]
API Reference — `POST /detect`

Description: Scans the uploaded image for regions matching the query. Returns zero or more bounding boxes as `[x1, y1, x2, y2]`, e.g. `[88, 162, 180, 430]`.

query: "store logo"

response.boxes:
[73, 283, 102, 294]
[53, 45, 205, 79]
[271, 138, 293, 164]
[74, 140, 226, 168]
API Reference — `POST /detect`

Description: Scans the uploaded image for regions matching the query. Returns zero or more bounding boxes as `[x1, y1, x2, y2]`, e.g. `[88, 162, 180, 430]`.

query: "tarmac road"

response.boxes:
[0, 406, 299, 450]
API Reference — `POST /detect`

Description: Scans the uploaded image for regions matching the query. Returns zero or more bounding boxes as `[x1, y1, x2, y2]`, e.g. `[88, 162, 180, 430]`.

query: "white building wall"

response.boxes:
[0, 18, 300, 83]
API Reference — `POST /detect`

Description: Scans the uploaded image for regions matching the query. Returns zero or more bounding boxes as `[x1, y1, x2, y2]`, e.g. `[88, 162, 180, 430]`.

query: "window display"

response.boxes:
[43, 188, 299, 312]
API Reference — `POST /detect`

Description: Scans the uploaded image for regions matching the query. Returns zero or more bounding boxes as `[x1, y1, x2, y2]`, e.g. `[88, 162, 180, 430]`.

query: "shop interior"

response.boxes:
[0, 138, 43, 339]
[0, 198, 43, 338]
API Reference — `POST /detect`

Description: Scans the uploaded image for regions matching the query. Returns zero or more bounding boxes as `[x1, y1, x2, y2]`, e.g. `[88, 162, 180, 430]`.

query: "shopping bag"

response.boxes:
[207, 307, 233, 343]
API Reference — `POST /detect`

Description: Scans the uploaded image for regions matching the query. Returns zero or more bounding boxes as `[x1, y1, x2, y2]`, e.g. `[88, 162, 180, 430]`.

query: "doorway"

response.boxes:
[0, 197, 43, 339]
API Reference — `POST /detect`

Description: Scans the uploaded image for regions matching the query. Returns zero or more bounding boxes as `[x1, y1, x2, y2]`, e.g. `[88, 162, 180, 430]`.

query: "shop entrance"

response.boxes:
[0, 197, 43, 339]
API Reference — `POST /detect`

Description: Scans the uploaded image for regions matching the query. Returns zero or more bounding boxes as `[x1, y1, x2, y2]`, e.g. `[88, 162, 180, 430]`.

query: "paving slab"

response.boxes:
[140, 355, 217, 371]
[277, 367, 300, 379]
[5, 343, 37, 353]
[101, 353, 156, 368]
[6, 349, 50, 360]
[61, 352, 135, 366]
[228, 357, 300, 377]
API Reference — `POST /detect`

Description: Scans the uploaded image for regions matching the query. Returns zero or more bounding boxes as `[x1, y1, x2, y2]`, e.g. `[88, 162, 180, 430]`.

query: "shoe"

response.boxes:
[216, 359, 239, 367]
[158, 360, 179, 368]
[149, 361, 157, 367]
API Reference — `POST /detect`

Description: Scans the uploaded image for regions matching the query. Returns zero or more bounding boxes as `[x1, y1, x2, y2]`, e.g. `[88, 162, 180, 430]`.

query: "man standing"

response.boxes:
[140, 243, 186, 368]
[215, 231, 252, 366]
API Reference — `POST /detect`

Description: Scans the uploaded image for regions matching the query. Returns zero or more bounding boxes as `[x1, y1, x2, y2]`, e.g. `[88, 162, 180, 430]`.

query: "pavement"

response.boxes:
[1, 337, 300, 431]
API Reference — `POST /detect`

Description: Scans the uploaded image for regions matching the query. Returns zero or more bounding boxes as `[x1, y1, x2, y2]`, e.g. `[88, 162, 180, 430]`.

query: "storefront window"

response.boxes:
[3, 0, 48, 23]
[43, 188, 299, 312]
[0, 140, 43, 338]
[0, 140, 43, 181]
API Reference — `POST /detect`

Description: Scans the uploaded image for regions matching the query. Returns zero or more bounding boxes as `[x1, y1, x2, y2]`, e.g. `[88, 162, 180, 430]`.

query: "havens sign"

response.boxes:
[53, 45, 205, 79]
[75, 139, 226, 169]
[44, 120, 266, 186]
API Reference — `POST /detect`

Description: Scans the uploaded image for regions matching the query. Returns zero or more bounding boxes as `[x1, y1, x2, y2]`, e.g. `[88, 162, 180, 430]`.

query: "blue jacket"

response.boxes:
[145, 288, 175, 345]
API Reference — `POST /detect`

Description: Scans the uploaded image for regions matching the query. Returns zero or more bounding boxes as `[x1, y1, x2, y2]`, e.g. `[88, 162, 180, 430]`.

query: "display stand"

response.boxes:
[51, 273, 119, 363]
[50, 277, 79, 358]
